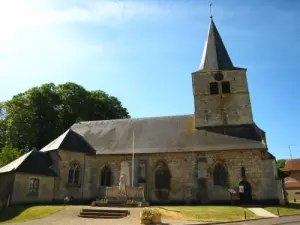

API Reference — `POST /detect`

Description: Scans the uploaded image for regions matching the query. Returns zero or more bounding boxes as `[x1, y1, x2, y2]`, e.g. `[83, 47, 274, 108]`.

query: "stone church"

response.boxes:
[0, 17, 285, 206]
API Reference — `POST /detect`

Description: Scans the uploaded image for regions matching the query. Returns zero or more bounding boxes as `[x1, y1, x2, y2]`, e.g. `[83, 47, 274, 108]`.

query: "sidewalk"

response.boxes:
[247, 207, 278, 218]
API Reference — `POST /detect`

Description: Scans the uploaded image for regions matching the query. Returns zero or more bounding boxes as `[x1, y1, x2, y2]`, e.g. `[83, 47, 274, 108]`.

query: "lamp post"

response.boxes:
[132, 130, 135, 187]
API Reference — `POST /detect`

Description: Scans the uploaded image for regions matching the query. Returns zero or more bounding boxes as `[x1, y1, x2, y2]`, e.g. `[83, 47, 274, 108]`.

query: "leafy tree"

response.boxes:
[0, 146, 22, 167]
[0, 103, 7, 149]
[2, 82, 129, 151]
[0, 120, 7, 149]
[277, 159, 286, 170]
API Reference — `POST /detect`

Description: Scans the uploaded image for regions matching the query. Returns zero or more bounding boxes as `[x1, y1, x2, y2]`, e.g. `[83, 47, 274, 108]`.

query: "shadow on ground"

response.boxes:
[0, 206, 31, 223]
[283, 204, 300, 210]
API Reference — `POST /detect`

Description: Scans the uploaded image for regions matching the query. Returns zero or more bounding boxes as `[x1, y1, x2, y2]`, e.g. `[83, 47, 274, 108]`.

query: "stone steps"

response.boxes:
[79, 215, 124, 219]
[92, 199, 139, 207]
[78, 208, 130, 219]
[82, 209, 129, 213]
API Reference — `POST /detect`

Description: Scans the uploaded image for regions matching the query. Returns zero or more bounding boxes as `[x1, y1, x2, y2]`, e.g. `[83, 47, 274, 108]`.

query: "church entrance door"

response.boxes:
[239, 180, 252, 205]
[154, 162, 171, 201]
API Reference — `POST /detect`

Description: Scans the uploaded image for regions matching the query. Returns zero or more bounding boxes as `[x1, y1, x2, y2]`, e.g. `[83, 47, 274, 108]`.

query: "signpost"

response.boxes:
[228, 189, 236, 205]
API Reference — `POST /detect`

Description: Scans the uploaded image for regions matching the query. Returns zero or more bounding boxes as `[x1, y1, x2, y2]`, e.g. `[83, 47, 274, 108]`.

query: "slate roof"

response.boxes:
[0, 150, 57, 176]
[62, 114, 267, 155]
[199, 17, 244, 71]
[285, 181, 300, 189]
[284, 159, 300, 172]
[40, 129, 95, 154]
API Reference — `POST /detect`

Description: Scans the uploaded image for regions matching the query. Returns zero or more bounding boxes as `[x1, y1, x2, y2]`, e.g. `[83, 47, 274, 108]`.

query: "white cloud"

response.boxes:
[0, 0, 162, 81]
[0, 0, 162, 31]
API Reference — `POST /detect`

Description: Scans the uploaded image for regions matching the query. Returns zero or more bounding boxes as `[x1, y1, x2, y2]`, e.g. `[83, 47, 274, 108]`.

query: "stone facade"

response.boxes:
[11, 173, 55, 204]
[192, 70, 253, 128]
[28, 148, 280, 204]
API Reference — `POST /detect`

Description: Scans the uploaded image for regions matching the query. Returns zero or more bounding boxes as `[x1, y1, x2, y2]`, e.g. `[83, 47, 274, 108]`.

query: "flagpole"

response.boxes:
[132, 130, 135, 187]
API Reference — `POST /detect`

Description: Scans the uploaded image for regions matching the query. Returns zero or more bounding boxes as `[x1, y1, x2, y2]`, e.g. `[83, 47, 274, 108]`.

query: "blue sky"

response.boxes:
[0, 0, 299, 159]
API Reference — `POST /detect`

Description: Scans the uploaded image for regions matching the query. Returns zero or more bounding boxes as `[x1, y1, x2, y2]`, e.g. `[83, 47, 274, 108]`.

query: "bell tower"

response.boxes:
[192, 17, 253, 128]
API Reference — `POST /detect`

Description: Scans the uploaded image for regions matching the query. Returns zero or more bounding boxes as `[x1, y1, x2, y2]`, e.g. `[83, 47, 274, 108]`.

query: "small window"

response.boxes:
[28, 178, 39, 196]
[139, 160, 147, 182]
[209, 82, 219, 95]
[222, 81, 231, 93]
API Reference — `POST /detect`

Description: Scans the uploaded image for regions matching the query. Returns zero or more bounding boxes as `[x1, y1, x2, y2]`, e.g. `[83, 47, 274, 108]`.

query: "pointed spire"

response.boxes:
[199, 17, 234, 71]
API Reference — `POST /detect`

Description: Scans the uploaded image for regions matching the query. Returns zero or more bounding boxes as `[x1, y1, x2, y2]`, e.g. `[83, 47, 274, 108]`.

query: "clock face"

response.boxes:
[214, 73, 224, 81]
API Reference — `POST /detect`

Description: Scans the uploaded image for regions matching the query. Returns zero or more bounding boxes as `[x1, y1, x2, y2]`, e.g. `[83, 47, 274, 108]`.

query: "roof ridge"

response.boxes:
[75, 114, 194, 125]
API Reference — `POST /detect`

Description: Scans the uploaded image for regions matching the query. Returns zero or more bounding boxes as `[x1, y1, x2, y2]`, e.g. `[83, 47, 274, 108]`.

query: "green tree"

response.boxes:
[4, 84, 60, 150]
[0, 103, 7, 149]
[2, 82, 130, 150]
[0, 120, 7, 149]
[0, 146, 22, 167]
[277, 159, 286, 170]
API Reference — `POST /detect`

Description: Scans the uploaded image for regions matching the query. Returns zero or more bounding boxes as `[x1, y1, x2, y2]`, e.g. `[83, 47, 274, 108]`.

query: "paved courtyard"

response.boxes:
[5, 207, 207, 225]
[5, 207, 300, 225]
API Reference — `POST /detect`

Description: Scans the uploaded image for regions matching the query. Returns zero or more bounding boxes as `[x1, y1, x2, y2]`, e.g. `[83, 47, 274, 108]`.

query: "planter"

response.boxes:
[152, 214, 161, 224]
[140, 218, 152, 224]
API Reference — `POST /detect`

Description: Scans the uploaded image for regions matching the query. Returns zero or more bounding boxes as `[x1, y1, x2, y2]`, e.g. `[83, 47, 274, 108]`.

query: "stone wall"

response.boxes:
[192, 69, 253, 127]
[286, 189, 300, 202]
[90, 149, 279, 203]
[11, 173, 54, 204]
[51, 148, 280, 204]
[51, 150, 95, 201]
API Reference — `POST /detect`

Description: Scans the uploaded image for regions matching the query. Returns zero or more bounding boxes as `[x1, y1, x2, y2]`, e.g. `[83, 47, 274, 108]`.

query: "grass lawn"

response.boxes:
[153, 206, 260, 222]
[264, 203, 300, 216]
[0, 205, 66, 224]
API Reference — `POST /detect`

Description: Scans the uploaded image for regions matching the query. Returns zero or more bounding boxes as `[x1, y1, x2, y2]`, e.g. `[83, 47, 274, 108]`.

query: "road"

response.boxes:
[210, 215, 300, 225]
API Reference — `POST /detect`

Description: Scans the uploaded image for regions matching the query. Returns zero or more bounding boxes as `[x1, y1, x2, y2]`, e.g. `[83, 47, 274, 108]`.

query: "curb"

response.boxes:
[190, 214, 300, 225]
[276, 214, 300, 218]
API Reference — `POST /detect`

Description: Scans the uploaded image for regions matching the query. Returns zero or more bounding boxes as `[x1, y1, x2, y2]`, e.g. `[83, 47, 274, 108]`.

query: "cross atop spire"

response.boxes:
[199, 17, 235, 71]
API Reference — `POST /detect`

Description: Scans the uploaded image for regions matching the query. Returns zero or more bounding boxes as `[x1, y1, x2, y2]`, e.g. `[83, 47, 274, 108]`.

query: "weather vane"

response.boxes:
[210, 2, 213, 19]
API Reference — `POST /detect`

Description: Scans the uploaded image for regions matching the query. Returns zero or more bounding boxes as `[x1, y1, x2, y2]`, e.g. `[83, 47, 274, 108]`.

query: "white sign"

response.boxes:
[239, 185, 244, 193]
[228, 189, 236, 194]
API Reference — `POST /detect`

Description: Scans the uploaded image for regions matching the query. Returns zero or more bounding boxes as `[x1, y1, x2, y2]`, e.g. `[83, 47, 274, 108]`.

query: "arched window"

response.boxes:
[155, 162, 171, 190]
[213, 163, 228, 187]
[68, 162, 80, 185]
[100, 166, 112, 187]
